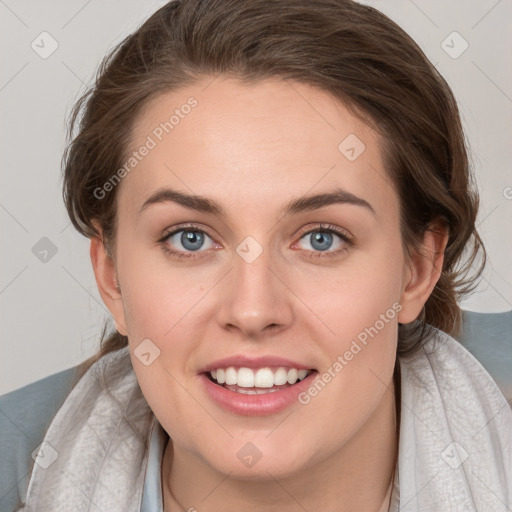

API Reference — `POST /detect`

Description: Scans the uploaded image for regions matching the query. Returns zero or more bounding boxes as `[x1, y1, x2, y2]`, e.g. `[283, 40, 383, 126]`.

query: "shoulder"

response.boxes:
[0, 366, 80, 511]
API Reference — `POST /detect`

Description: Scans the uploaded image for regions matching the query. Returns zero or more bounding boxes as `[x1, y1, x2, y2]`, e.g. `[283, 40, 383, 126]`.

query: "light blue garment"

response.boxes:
[141, 420, 167, 512]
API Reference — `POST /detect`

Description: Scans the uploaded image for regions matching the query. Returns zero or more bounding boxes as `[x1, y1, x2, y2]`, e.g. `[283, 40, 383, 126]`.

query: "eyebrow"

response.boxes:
[138, 186, 376, 218]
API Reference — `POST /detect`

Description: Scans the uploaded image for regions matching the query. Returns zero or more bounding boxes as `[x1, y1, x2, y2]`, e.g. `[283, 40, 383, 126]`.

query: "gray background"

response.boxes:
[1, 0, 511, 394]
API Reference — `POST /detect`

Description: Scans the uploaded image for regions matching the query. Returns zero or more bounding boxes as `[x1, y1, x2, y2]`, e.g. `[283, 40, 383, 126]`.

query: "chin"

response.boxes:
[198, 436, 317, 480]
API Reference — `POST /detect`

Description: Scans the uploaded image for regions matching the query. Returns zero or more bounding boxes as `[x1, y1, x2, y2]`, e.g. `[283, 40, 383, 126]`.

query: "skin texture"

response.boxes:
[90, 76, 448, 511]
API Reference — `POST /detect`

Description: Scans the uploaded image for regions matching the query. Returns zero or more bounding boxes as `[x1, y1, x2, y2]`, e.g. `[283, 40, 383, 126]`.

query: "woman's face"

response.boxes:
[96, 76, 429, 478]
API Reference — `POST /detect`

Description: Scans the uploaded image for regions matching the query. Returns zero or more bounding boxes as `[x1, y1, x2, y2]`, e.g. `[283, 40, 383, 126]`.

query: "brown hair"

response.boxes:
[63, 0, 485, 378]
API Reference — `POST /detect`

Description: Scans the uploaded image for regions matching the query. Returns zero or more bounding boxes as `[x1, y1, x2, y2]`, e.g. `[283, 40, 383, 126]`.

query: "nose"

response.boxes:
[216, 246, 294, 340]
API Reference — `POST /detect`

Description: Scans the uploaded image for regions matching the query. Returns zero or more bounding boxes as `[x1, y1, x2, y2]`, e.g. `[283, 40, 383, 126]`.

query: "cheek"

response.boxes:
[117, 246, 211, 401]
[116, 237, 206, 337]
[292, 239, 402, 406]
[302, 274, 399, 399]
[292, 272, 400, 460]
[297, 239, 404, 345]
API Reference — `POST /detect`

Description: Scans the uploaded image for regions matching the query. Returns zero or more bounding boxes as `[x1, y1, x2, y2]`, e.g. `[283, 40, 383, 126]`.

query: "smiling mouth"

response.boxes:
[205, 366, 317, 394]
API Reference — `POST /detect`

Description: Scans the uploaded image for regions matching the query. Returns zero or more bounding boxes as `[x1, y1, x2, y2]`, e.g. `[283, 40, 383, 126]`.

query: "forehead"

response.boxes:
[117, 76, 397, 220]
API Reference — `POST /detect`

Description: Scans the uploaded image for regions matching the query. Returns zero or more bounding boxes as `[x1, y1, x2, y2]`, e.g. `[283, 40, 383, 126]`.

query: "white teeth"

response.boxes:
[254, 368, 274, 388]
[209, 366, 311, 388]
[225, 367, 237, 385]
[237, 367, 255, 387]
[287, 368, 298, 385]
[274, 367, 288, 386]
[298, 369, 308, 381]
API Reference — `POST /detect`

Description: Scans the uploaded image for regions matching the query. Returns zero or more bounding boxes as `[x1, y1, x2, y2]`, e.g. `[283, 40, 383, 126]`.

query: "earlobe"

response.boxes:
[398, 222, 449, 324]
[89, 232, 128, 336]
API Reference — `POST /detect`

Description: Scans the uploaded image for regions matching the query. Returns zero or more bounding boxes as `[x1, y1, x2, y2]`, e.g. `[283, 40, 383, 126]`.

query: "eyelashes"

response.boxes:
[158, 223, 354, 261]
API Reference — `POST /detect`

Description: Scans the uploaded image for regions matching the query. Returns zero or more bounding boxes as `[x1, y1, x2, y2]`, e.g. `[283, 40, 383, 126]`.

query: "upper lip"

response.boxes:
[199, 355, 315, 373]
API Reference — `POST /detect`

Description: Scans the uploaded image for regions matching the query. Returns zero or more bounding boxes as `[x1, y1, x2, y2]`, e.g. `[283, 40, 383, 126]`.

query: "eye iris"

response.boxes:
[181, 231, 204, 251]
[311, 231, 332, 251]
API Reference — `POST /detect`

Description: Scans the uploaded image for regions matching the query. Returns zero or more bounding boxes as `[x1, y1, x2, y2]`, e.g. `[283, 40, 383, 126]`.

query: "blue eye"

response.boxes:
[159, 223, 353, 260]
[297, 226, 351, 256]
[161, 228, 215, 258]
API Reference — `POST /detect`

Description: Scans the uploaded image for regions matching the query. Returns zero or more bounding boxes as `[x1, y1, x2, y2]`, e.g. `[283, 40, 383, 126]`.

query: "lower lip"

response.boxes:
[199, 372, 317, 416]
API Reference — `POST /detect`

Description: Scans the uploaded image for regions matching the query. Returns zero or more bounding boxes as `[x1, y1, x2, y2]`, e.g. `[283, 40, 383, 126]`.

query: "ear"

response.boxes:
[89, 227, 128, 336]
[398, 221, 449, 324]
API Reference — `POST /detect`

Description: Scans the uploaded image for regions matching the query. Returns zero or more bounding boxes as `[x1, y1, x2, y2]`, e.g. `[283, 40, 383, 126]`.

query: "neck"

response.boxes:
[162, 374, 398, 512]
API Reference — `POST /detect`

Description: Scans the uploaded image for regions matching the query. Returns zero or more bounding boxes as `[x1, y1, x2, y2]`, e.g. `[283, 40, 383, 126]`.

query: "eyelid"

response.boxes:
[296, 222, 353, 241]
[159, 222, 213, 239]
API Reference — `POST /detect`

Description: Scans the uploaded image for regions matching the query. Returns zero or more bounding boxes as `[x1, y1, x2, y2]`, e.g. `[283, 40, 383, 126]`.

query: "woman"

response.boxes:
[2, 0, 511, 510]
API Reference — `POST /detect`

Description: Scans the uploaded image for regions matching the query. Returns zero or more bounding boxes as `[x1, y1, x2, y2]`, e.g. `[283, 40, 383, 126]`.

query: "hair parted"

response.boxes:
[62, 0, 485, 378]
